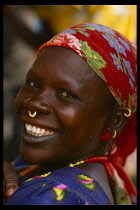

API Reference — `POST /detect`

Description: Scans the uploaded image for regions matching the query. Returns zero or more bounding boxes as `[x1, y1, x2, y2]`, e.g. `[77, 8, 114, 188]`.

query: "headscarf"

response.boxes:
[37, 23, 137, 169]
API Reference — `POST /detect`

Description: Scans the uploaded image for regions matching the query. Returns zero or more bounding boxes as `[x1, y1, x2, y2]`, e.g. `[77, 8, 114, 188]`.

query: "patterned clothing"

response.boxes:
[37, 23, 136, 111]
[6, 157, 136, 205]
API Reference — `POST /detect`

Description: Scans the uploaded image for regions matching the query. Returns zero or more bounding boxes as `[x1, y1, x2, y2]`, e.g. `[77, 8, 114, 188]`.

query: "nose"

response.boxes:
[23, 93, 52, 115]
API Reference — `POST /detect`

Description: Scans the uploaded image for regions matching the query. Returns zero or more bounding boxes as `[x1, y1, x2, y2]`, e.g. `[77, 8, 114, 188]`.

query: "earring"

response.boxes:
[124, 109, 131, 117]
[101, 131, 111, 141]
[112, 130, 117, 138]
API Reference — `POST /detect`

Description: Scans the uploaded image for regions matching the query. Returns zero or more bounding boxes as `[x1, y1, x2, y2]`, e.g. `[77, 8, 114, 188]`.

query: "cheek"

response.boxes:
[57, 105, 95, 140]
[58, 103, 107, 138]
[57, 105, 90, 130]
[14, 88, 28, 113]
[14, 88, 23, 109]
[60, 107, 79, 127]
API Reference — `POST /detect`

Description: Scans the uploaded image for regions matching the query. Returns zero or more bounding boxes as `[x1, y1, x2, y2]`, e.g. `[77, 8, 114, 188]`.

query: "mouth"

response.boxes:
[21, 122, 58, 145]
[25, 123, 55, 137]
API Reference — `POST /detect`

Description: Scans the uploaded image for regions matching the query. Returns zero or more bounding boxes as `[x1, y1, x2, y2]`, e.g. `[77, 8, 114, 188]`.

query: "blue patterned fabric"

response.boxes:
[6, 156, 136, 205]
[7, 157, 112, 205]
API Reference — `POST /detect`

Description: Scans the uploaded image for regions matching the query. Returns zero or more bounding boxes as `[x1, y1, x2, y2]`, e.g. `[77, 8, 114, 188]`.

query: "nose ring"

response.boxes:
[28, 110, 37, 118]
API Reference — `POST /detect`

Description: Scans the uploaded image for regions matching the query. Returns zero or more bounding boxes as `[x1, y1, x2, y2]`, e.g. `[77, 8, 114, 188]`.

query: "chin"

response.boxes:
[20, 143, 40, 165]
[20, 141, 57, 166]
[20, 152, 37, 165]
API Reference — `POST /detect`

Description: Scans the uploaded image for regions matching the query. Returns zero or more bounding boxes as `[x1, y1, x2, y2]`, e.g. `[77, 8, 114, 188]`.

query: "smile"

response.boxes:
[25, 123, 55, 137]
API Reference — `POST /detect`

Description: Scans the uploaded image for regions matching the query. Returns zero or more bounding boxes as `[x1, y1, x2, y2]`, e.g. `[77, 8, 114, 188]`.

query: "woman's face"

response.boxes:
[15, 47, 113, 168]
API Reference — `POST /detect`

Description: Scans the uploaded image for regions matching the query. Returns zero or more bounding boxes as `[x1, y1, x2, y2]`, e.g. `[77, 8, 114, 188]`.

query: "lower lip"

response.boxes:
[21, 127, 58, 146]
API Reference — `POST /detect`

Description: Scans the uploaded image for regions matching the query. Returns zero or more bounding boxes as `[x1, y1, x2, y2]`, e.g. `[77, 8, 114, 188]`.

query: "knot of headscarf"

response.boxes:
[37, 23, 137, 167]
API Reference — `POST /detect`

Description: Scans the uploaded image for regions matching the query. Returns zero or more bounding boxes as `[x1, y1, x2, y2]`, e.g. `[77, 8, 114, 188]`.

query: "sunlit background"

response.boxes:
[3, 5, 137, 187]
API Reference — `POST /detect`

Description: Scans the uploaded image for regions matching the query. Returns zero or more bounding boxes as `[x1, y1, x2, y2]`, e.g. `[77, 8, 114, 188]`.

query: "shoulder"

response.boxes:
[7, 166, 112, 205]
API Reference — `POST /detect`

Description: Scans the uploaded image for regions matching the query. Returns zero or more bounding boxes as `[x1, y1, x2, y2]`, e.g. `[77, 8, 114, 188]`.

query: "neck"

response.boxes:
[35, 156, 108, 176]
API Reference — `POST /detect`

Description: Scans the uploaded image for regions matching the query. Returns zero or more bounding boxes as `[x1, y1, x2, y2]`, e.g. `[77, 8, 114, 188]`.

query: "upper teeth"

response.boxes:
[25, 123, 55, 136]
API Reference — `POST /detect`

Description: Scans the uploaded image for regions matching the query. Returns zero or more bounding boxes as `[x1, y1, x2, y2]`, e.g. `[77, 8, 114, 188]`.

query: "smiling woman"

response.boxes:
[15, 47, 113, 167]
[4, 23, 137, 205]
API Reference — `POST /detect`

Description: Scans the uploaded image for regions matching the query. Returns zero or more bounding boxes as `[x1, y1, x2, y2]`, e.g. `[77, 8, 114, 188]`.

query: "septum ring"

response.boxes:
[28, 110, 37, 118]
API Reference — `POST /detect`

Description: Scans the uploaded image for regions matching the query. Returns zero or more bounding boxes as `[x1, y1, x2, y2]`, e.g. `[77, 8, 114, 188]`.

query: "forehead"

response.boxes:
[31, 47, 101, 89]
[36, 47, 95, 78]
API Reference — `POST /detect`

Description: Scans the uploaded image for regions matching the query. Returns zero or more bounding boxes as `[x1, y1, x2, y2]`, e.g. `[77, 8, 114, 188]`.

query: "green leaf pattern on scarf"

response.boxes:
[79, 40, 107, 82]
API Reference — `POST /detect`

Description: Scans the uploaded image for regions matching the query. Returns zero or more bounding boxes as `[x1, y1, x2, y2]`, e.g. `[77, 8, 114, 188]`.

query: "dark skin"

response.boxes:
[3, 47, 129, 204]
[16, 47, 115, 168]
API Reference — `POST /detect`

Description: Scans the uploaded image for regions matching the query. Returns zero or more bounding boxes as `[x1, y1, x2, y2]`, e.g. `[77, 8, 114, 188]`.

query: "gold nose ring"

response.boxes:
[28, 110, 37, 118]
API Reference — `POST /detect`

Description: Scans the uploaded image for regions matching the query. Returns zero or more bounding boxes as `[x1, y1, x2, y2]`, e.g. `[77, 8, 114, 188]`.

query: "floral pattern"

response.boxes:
[38, 23, 136, 113]
[122, 58, 135, 89]
[79, 40, 107, 81]
[91, 23, 116, 35]
[77, 175, 96, 191]
[110, 53, 123, 71]
[6, 164, 136, 205]
[50, 33, 82, 56]
[102, 33, 127, 56]
[53, 184, 67, 201]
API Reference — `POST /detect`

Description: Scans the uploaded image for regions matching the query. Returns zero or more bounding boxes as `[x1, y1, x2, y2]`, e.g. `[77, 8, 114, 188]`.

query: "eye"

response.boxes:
[29, 81, 35, 87]
[27, 81, 39, 88]
[59, 90, 75, 98]
[25, 78, 39, 88]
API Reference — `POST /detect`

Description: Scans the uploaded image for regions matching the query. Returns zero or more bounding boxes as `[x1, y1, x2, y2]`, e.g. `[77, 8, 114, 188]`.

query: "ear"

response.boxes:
[111, 106, 130, 132]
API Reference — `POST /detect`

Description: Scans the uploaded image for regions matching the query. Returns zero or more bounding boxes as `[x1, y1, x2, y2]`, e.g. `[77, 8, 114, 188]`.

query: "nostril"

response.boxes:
[23, 97, 31, 107]
[23, 96, 52, 115]
[23, 98, 36, 114]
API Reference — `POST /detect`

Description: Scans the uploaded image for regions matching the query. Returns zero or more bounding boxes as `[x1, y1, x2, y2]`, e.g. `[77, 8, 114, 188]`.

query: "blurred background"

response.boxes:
[3, 5, 137, 186]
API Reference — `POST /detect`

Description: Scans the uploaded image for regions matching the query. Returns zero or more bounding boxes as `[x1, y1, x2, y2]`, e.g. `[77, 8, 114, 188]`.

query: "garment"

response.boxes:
[6, 156, 136, 205]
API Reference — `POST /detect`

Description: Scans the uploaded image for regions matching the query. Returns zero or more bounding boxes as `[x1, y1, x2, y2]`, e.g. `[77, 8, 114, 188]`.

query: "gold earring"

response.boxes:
[112, 130, 117, 138]
[124, 109, 131, 117]
[28, 110, 37, 118]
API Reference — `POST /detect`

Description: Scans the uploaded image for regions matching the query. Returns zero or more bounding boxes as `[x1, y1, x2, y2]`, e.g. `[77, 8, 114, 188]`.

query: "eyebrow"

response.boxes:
[26, 69, 36, 77]
[56, 72, 85, 90]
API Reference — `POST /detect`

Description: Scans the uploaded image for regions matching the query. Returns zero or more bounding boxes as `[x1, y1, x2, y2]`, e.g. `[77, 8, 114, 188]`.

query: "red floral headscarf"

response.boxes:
[37, 23, 137, 167]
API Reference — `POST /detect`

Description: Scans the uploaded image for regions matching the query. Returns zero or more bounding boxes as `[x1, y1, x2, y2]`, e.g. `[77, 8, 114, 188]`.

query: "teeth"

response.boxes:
[40, 129, 45, 135]
[25, 123, 55, 137]
[36, 127, 40, 134]
[28, 124, 32, 132]
[32, 126, 36, 133]
[45, 131, 50, 135]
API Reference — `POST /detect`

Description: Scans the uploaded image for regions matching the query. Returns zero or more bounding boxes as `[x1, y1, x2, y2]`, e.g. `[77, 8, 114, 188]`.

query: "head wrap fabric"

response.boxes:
[37, 23, 137, 167]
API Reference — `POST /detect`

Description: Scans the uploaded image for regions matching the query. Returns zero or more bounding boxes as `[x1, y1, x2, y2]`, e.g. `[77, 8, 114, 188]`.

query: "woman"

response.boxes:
[4, 23, 137, 205]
